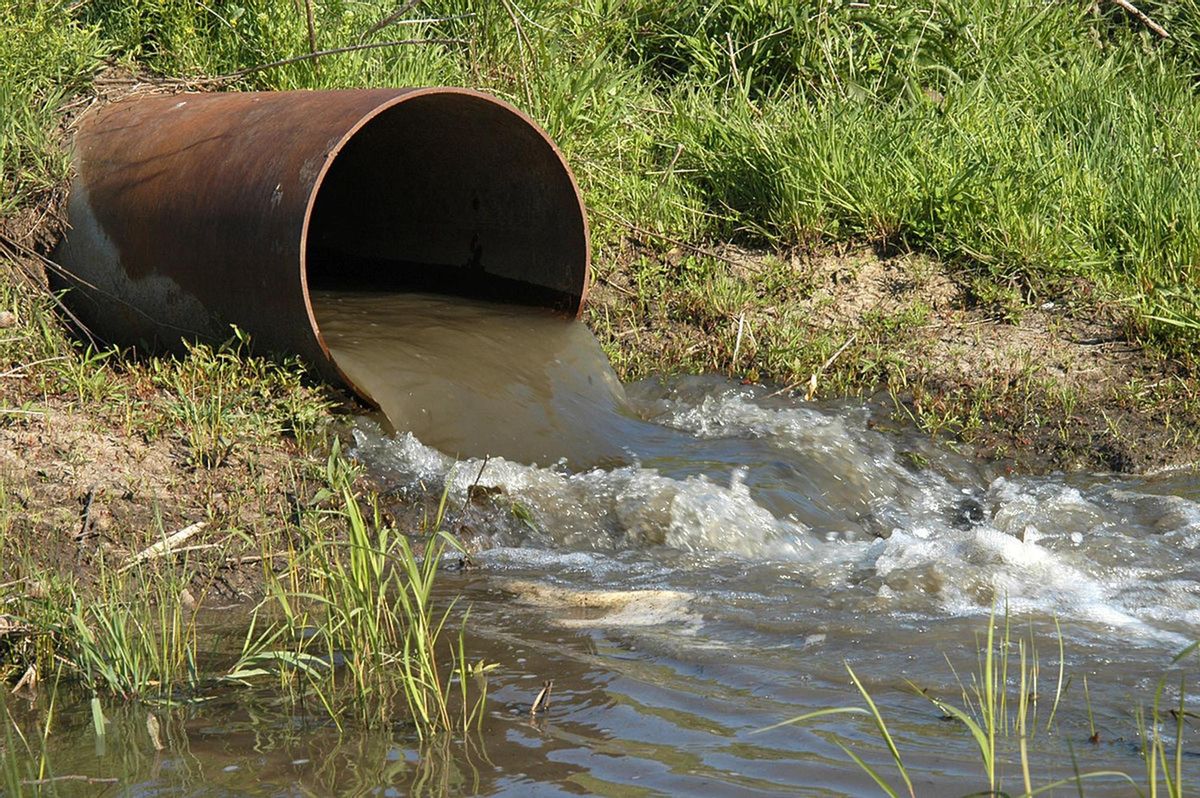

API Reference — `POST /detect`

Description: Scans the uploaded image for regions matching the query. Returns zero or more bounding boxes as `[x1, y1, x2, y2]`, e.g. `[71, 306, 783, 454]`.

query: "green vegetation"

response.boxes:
[2, 442, 488, 736]
[6, 0, 1200, 351]
[760, 609, 1193, 797]
[5, 0, 1200, 791]
[0, 253, 485, 743]
[230, 468, 491, 736]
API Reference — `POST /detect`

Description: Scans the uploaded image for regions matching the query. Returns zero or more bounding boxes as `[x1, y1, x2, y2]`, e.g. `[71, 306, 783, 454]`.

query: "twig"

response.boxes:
[221, 552, 289, 566]
[593, 208, 760, 272]
[767, 333, 859, 399]
[76, 487, 96, 543]
[302, 0, 319, 70]
[596, 274, 636, 297]
[208, 38, 467, 82]
[0, 356, 68, 378]
[360, 0, 420, 39]
[12, 665, 37, 695]
[498, 0, 534, 107]
[463, 455, 491, 510]
[22, 776, 119, 787]
[649, 143, 684, 210]
[0, 232, 101, 346]
[530, 679, 553, 715]
[731, 313, 746, 369]
[1109, 0, 1170, 38]
[121, 521, 207, 571]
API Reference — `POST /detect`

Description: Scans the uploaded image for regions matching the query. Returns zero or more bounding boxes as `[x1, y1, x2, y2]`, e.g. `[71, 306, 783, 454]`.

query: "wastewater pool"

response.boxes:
[6, 292, 1199, 796]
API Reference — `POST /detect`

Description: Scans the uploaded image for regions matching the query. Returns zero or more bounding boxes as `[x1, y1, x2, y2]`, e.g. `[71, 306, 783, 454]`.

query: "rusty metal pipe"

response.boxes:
[52, 88, 590, 396]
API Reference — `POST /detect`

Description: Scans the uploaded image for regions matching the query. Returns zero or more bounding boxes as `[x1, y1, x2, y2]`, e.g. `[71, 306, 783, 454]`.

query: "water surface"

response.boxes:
[9, 291, 1198, 796]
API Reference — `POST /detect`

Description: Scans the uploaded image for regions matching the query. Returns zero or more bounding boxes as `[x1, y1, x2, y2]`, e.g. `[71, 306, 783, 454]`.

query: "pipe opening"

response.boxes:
[304, 91, 589, 315]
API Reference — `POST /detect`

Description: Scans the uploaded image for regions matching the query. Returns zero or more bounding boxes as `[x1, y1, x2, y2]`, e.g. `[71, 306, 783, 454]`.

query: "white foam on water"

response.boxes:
[353, 425, 812, 559]
[350, 379, 1200, 645]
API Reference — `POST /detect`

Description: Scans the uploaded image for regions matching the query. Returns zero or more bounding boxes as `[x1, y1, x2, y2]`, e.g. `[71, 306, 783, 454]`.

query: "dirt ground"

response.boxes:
[589, 239, 1200, 474]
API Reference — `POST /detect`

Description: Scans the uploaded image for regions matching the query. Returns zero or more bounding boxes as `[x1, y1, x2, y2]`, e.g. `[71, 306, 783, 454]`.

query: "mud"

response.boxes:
[589, 238, 1200, 473]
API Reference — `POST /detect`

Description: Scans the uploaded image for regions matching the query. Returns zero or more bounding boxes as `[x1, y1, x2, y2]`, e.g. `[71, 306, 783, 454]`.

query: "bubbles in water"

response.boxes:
[318, 291, 1200, 645]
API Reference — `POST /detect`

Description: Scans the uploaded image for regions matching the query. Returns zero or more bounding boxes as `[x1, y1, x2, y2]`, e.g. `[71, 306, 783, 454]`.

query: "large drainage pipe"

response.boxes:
[52, 88, 590, 396]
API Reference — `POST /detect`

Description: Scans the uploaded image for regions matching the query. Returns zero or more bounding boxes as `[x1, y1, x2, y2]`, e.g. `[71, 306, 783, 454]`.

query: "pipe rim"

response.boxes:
[297, 87, 591, 403]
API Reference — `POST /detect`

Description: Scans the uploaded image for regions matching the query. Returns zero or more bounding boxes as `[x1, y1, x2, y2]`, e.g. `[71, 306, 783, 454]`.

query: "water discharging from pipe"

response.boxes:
[311, 290, 658, 468]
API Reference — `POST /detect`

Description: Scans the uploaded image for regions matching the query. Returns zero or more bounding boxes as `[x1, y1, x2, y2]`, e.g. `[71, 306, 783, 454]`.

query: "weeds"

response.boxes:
[232, 460, 490, 738]
[759, 609, 1180, 796]
[1, 454, 487, 744]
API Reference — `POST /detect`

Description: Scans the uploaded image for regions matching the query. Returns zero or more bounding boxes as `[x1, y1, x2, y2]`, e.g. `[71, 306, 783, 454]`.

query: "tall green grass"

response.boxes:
[0, 1, 104, 213]
[2, 0, 1180, 356]
[759, 609, 1190, 797]
[0, 442, 487, 738]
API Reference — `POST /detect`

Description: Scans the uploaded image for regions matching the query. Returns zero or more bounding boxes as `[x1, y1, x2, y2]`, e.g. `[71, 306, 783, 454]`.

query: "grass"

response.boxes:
[0, 259, 486, 739]
[3, 0, 1200, 469]
[760, 608, 1193, 797]
[4, 0, 1200, 355]
[230, 464, 492, 737]
[1, 444, 488, 737]
[4, 0, 1200, 790]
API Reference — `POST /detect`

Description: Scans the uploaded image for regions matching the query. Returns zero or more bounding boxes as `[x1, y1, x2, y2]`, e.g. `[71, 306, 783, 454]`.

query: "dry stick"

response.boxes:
[207, 38, 468, 83]
[302, 0, 319, 71]
[593, 209, 759, 272]
[22, 776, 119, 787]
[0, 356, 68, 378]
[360, 10, 474, 39]
[499, 0, 534, 107]
[648, 143, 684, 213]
[121, 521, 208, 572]
[731, 313, 746, 371]
[766, 332, 859, 400]
[0, 233, 101, 347]
[360, 0, 421, 39]
[1110, 0, 1170, 38]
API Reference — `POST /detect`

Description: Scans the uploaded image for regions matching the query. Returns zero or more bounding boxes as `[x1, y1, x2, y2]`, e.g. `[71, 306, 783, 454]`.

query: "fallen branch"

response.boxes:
[121, 521, 207, 571]
[767, 333, 858, 400]
[1110, 0, 1170, 39]
[208, 38, 468, 82]
[22, 776, 119, 787]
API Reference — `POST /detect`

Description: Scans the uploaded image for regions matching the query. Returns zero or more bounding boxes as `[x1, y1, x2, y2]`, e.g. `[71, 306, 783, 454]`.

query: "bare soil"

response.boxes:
[589, 238, 1200, 474]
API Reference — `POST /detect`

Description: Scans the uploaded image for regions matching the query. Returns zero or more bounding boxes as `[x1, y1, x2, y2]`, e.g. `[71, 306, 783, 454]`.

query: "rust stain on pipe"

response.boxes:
[52, 88, 590, 397]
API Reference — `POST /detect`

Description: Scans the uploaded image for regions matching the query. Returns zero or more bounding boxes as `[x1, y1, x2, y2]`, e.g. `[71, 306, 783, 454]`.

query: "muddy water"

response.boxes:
[311, 291, 657, 468]
[317, 291, 1200, 793]
[10, 293, 1200, 795]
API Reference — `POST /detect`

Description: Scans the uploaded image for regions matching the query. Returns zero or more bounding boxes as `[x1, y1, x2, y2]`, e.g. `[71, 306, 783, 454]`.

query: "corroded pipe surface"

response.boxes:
[52, 88, 590, 394]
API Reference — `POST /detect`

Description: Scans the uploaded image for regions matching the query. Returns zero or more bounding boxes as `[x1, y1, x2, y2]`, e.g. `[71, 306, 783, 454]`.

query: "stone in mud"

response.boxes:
[494, 577, 700, 630]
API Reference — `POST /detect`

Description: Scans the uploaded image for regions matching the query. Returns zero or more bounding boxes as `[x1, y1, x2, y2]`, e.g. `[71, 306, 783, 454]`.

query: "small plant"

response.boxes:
[229, 466, 491, 738]
[757, 609, 1154, 796]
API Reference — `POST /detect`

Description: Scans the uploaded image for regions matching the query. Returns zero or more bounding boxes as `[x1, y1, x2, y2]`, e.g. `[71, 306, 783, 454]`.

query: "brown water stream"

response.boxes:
[6, 291, 1200, 795]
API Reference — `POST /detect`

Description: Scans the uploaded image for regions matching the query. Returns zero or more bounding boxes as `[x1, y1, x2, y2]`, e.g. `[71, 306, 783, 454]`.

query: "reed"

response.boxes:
[757, 609, 1163, 796]
[228, 459, 491, 738]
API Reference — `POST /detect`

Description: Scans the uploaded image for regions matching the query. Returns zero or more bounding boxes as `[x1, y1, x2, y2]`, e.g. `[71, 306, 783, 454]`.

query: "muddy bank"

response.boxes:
[588, 237, 1200, 474]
